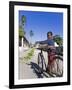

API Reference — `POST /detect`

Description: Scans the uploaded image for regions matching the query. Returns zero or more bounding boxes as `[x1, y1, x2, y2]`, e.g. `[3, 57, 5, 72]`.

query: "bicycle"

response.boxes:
[37, 46, 63, 77]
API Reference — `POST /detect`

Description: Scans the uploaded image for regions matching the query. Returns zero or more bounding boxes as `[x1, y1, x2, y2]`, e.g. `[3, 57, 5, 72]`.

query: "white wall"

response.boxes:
[0, 0, 72, 90]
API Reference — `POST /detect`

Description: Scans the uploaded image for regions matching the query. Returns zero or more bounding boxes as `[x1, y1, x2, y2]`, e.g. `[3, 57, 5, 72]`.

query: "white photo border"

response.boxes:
[14, 6, 67, 85]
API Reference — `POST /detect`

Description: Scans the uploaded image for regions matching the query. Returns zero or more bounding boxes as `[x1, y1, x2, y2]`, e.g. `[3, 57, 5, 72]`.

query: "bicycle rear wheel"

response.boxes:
[50, 56, 63, 77]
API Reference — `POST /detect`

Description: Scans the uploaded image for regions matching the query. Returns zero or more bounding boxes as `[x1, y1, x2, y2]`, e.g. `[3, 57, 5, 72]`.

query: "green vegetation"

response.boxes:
[53, 35, 63, 46]
[23, 48, 35, 61]
[19, 26, 24, 37]
[21, 15, 26, 25]
[30, 30, 34, 37]
[19, 15, 26, 37]
[29, 30, 34, 44]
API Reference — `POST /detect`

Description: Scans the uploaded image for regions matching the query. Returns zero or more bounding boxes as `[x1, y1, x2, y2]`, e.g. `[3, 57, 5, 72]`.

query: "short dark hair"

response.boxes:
[47, 31, 53, 36]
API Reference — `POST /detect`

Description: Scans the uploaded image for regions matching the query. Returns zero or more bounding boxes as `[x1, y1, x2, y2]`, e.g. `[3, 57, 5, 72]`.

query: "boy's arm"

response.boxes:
[38, 44, 55, 50]
[36, 40, 48, 44]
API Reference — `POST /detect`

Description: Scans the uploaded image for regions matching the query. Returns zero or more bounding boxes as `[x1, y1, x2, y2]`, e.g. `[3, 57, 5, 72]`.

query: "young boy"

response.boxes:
[37, 31, 56, 73]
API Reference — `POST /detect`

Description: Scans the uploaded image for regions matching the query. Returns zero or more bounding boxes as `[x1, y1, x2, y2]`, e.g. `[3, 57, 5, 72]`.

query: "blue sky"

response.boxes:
[19, 10, 63, 44]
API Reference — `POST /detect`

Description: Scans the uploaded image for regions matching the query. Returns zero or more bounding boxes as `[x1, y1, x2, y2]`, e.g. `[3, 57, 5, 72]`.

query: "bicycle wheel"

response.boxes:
[50, 56, 63, 77]
[38, 53, 43, 74]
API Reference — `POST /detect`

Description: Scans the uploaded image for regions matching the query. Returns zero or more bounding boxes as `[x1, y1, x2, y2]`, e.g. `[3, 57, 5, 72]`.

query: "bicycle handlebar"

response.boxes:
[37, 46, 63, 56]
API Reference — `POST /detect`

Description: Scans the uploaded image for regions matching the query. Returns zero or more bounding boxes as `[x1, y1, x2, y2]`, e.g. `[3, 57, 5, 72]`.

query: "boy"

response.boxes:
[37, 31, 56, 73]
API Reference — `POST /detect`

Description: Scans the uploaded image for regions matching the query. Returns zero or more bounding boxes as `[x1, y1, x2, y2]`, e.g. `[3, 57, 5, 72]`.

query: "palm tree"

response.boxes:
[53, 35, 63, 46]
[30, 30, 34, 45]
[19, 15, 26, 47]
[19, 15, 26, 37]
[21, 15, 26, 27]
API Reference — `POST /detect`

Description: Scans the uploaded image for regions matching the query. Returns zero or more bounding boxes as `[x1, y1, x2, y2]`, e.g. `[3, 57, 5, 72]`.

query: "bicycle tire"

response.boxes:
[50, 56, 63, 77]
[38, 53, 43, 74]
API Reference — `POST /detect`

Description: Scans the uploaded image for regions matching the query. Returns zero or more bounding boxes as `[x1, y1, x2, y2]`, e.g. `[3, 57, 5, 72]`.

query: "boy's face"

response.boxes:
[47, 33, 53, 39]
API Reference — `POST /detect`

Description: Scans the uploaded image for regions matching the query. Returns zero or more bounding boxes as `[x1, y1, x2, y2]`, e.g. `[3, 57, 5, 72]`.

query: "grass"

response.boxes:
[23, 48, 35, 61]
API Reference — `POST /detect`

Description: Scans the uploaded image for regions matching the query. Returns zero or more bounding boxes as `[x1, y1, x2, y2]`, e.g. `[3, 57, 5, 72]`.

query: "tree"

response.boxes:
[30, 30, 34, 37]
[29, 30, 34, 44]
[53, 35, 63, 46]
[21, 15, 26, 27]
[19, 15, 26, 47]
[19, 26, 26, 37]
[19, 15, 26, 37]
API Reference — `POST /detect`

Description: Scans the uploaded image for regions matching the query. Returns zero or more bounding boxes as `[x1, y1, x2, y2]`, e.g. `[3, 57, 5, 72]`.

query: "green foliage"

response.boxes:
[21, 15, 26, 26]
[19, 15, 26, 37]
[30, 30, 34, 37]
[53, 35, 63, 46]
[19, 26, 24, 37]
[29, 30, 34, 45]
[23, 48, 34, 60]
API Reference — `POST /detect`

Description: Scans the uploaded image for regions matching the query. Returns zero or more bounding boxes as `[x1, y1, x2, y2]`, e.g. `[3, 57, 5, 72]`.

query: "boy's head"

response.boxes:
[47, 31, 53, 39]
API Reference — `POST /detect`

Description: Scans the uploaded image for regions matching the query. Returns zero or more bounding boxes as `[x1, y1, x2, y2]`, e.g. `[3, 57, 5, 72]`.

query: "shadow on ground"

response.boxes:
[27, 62, 51, 78]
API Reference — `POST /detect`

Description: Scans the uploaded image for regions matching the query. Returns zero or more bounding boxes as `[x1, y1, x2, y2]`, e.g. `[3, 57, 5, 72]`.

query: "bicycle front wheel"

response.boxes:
[38, 53, 43, 74]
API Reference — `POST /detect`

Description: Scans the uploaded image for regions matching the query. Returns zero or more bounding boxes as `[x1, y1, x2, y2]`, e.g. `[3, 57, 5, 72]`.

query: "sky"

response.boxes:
[19, 10, 63, 44]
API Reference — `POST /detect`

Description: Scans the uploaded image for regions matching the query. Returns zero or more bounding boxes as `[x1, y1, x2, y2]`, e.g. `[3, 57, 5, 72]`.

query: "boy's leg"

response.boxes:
[46, 53, 56, 73]
[46, 53, 51, 72]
